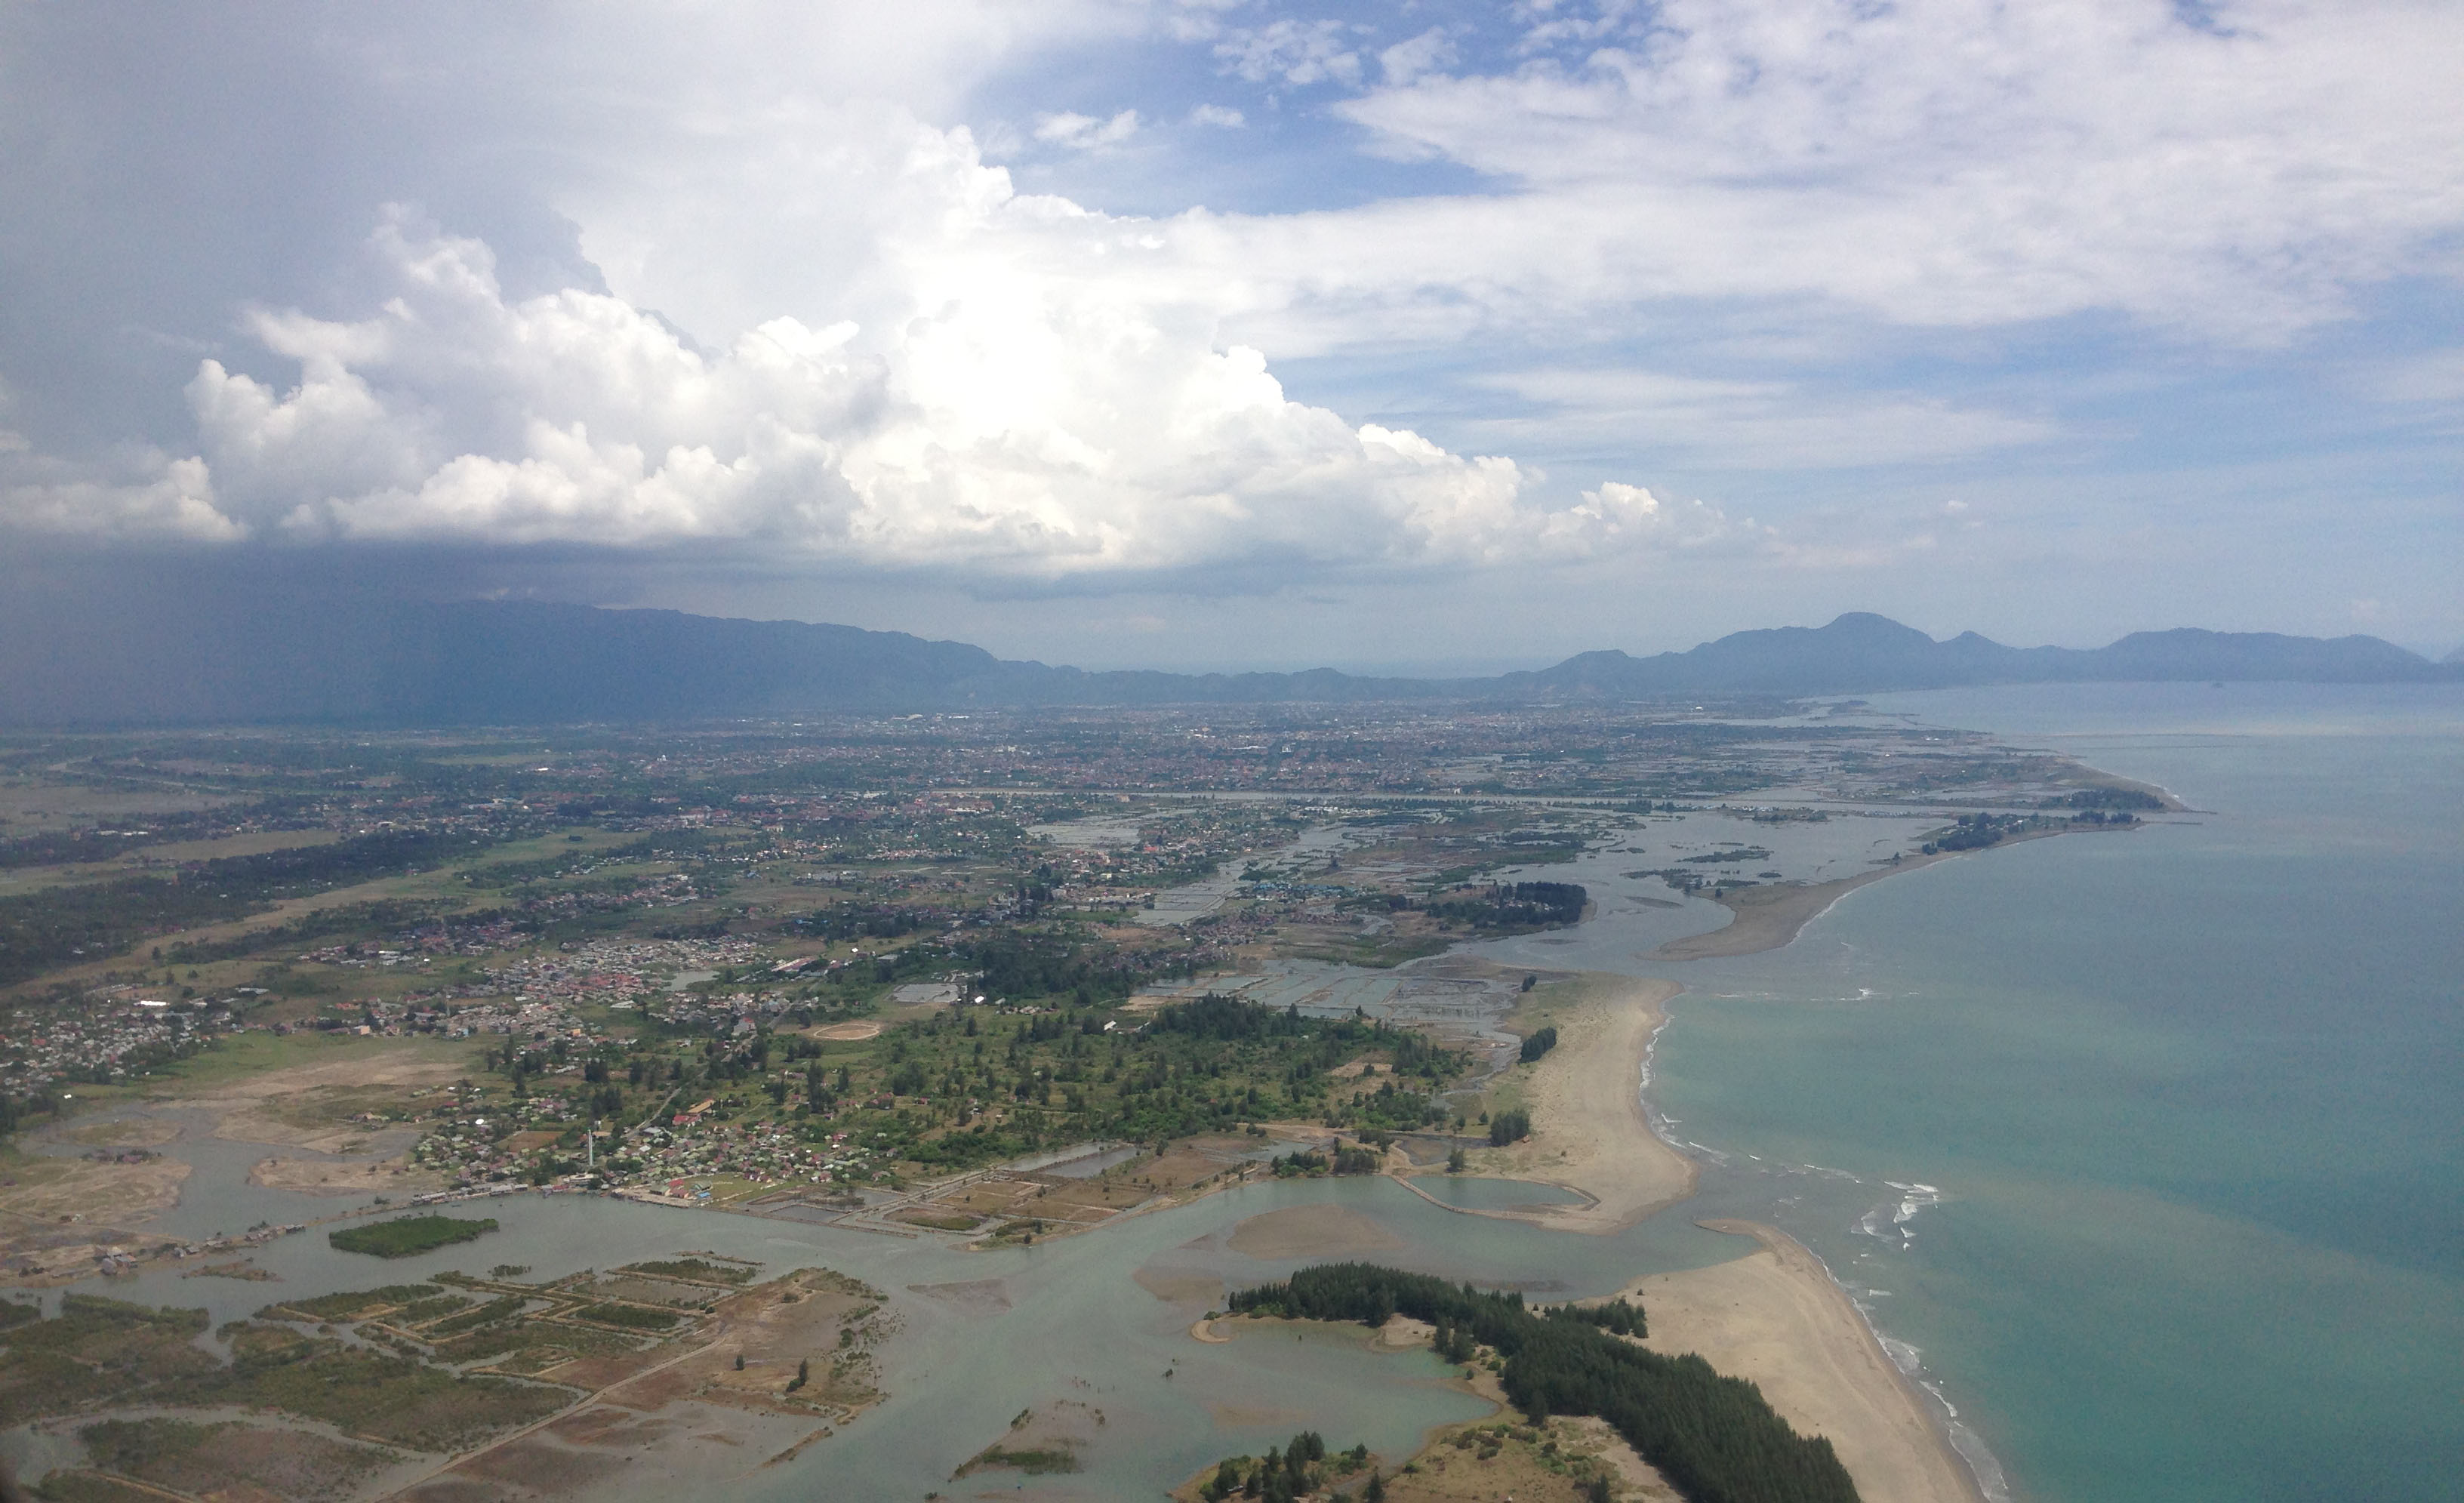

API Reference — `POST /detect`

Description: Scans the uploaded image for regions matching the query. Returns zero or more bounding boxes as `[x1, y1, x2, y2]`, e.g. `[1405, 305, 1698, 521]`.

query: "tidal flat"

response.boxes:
[1, 697, 2277, 1500]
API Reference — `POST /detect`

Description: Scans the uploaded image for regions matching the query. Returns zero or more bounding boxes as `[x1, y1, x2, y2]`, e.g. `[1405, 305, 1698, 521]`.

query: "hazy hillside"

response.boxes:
[1, 596, 2450, 728]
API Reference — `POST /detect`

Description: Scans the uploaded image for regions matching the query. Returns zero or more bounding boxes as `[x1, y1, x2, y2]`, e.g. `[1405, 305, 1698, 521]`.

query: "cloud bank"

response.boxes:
[34, 186, 1745, 576]
[1, 0, 2456, 621]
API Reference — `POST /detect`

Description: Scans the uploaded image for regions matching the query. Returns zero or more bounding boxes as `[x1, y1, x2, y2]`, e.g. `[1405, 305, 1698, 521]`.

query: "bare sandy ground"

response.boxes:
[1476, 975, 1693, 1234]
[1, 1154, 190, 1234]
[196, 1051, 469, 1152]
[1224, 1203, 1402, 1258]
[1133, 1267, 1224, 1304]
[1658, 821, 2143, 961]
[1652, 855, 1955, 961]
[249, 1154, 443, 1197]
[64, 1119, 185, 1149]
[0, 1150, 192, 1282]
[1615, 1220, 1982, 1503]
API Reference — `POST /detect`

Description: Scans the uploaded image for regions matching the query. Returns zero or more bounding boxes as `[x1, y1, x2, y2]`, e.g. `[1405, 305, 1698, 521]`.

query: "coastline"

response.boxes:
[1615, 1220, 1984, 1503]
[1430, 969, 1986, 1502]
[1460, 973, 1695, 1235]
[1651, 852, 1959, 961]
[1653, 820, 2142, 962]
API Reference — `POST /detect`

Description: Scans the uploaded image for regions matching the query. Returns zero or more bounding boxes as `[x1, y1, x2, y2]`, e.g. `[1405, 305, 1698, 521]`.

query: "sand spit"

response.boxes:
[1652, 854, 1956, 961]
[1615, 1220, 1982, 1503]
[1469, 975, 1693, 1235]
[1658, 818, 2151, 961]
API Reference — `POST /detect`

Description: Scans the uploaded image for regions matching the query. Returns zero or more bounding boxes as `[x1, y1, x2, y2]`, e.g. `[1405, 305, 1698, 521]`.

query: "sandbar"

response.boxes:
[1472, 974, 1693, 1235]
[1652, 854, 1956, 961]
[1615, 1220, 1981, 1503]
[1225, 1203, 1402, 1258]
[1657, 819, 2145, 962]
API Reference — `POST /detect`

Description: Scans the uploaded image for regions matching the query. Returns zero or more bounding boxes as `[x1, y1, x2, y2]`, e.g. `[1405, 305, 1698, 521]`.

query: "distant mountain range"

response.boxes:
[2, 596, 2455, 727]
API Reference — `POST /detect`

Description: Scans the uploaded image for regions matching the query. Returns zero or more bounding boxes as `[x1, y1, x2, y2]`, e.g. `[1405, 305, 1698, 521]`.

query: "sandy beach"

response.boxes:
[1463, 969, 1982, 1502]
[1652, 853, 1956, 961]
[1476, 973, 1694, 1234]
[1658, 818, 2150, 962]
[1615, 1219, 1982, 1503]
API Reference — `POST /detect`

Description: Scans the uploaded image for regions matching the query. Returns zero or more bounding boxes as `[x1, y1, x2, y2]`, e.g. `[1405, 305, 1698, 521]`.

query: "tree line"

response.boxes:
[1228, 1263, 1859, 1503]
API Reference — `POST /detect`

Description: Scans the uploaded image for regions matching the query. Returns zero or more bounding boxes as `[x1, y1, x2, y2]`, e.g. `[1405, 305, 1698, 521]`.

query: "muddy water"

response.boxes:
[11, 1128, 1740, 1498]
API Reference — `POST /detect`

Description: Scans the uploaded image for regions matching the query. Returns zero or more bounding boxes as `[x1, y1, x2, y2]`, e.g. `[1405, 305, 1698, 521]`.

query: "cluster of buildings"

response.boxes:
[621, 1114, 885, 1193]
[0, 990, 231, 1095]
[478, 936, 769, 1008]
[405, 1081, 885, 1194]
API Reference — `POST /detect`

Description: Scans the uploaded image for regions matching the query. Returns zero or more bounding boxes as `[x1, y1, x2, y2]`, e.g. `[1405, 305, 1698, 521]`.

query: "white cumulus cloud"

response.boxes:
[1323, 0, 2464, 341]
[0, 447, 238, 543]
[150, 183, 1724, 577]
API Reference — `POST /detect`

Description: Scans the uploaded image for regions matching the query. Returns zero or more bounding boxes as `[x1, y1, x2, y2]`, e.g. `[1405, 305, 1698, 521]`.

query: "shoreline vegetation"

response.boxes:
[1624, 1224, 1982, 1503]
[1398, 968, 1984, 1503]
[1230, 1263, 1858, 1502]
[1410, 973, 1694, 1236]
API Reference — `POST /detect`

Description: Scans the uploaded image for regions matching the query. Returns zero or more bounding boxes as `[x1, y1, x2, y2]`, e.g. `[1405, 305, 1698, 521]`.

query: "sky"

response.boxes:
[1, 0, 2458, 674]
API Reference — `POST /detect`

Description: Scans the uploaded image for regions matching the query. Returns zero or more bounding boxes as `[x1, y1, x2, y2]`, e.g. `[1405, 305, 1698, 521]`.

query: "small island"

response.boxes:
[328, 1214, 499, 1259]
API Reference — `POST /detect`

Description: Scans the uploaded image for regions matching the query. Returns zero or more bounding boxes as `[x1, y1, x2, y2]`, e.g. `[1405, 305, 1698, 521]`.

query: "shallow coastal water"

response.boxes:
[14, 683, 2457, 1501]
[12, 1141, 1739, 1498]
[1625, 684, 2464, 1502]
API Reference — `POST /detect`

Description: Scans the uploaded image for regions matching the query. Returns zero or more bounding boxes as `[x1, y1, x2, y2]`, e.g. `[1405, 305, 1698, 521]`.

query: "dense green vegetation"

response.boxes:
[1519, 1025, 1559, 1064]
[0, 1295, 217, 1428]
[573, 1303, 681, 1330]
[271, 1283, 440, 1320]
[327, 1214, 497, 1258]
[1230, 1264, 1857, 1503]
[0, 876, 263, 985]
[2051, 787, 2164, 810]
[743, 993, 1472, 1177]
[1270, 1144, 1382, 1177]
[1197, 1430, 1375, 1502]
[1488, 1108, 1532, 1146]
[162, 898, 461, 966]
[73, 1415, 399, 1501]
[619, 1257, 753, 1285]
[1679, 847, 1773, 864]
[1423, 881, 1588, 930]
[0, 827, 528, 983]
[966, 1446, 1081, 1475]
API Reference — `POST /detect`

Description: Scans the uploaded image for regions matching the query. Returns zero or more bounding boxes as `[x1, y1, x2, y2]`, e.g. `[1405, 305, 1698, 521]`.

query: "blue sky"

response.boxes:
[1, 1, 2457, 673]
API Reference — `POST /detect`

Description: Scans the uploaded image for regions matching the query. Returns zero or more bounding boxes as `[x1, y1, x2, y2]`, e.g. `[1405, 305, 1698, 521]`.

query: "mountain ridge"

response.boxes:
[1, 597, 2452, 728]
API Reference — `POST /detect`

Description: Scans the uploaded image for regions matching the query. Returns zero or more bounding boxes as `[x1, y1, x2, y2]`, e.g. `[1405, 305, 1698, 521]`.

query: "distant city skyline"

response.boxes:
[2, 1, 2458, 672]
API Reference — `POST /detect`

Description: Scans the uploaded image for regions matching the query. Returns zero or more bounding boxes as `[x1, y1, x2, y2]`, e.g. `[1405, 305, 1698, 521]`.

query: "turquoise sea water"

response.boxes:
[1643, 684, 2464, 1501]
[8, 683, 2456, 1501]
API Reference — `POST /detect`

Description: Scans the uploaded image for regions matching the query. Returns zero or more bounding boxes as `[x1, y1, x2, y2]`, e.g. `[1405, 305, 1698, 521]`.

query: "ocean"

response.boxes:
[1635, 683, 2464, 1501]
[9, 682, 2456, 1500]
